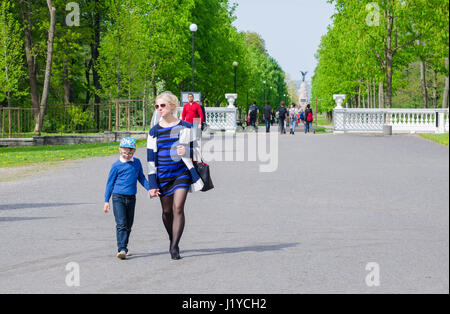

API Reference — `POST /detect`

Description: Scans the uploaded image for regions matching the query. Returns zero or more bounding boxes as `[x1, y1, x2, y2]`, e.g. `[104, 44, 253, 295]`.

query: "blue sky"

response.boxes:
[232, 0, 335, 82]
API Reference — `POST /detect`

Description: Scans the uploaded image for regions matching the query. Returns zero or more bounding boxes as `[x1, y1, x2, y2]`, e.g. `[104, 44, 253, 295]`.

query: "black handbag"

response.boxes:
[194, 161, 214, 192]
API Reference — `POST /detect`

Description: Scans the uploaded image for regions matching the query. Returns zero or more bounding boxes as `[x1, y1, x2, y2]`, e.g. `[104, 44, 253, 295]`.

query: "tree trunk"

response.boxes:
[35, 1, 56, 133]
[420, 61, 428, 108]
[63, 59, 73, 105]
[19, 0, 40, 121]
[152, 63, 157, 98]
[91, 0, 101, 104]
[326, 111, 333, 123]
[385, 8, 394, 108]
[116, 22, 121, 98]
[432, 68, 437, 108]
[85, 59, 92, 104]
[373, 79, 377, 108]
[443, 57, 449, 109]
[92, 0, 101, 130]
[358, 85, 361, 108]
[379, 81, 384, 108]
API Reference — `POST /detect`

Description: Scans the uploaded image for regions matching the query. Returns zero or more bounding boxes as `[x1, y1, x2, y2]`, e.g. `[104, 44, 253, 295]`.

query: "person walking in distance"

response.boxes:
[298, 108, 305, 126]
[276, 101, 288, 134]
[199, 101, 207, 131]
[148, 91, 204, 260]
[263, 102, 273, 133]
[248, 101, 259, 128]
[288, 103, 298, 135]
[304, 104, 315, 134]
[182, 93, 204, 138]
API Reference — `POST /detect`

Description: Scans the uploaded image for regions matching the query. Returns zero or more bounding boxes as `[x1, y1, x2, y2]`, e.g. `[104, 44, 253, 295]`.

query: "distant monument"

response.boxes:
[298, 71, 309, 109]
[300, 71, 308, 82]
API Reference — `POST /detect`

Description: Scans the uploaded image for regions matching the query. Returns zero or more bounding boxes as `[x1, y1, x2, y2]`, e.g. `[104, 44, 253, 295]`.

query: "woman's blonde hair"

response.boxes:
[155, 91, 179, 113]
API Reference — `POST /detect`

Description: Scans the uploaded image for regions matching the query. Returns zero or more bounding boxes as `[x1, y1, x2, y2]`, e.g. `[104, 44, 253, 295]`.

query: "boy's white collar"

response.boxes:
[120, 156, 134, 163]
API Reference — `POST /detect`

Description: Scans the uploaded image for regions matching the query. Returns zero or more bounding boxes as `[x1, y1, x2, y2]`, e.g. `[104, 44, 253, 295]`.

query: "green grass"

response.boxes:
[0, 139, 147, 168]
[7, 132, 103, 138]
[316, 114, 333, 126]
[419, 133, 449, 146]
[4, 128, 147, 138]
[314, 126, 328, 134]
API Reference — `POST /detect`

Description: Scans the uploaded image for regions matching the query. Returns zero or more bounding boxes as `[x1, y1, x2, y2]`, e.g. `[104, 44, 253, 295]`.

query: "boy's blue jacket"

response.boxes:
[104, 157, 150, 202]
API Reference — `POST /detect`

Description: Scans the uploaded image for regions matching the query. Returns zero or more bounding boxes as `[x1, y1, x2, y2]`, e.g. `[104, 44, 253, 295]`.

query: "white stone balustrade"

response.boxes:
[176, 107, 237, 131]
[333, 107, 449, 134]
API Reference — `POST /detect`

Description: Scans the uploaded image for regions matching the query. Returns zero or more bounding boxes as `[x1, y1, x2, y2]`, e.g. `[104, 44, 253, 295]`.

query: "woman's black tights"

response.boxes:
[159, 188, 188, 259]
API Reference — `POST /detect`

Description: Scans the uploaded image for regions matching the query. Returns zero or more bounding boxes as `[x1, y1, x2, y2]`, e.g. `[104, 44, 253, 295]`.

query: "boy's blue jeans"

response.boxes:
[112, 194, 136, 253]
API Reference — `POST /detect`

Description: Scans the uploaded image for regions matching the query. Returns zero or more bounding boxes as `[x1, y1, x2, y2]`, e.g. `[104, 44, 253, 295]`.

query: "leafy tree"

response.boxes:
[0, 1, 27, 106]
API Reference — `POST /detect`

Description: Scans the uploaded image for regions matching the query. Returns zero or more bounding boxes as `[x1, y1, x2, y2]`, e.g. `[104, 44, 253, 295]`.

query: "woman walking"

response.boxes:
[147, 91, 204, 260]
[288, 103, 298, 134]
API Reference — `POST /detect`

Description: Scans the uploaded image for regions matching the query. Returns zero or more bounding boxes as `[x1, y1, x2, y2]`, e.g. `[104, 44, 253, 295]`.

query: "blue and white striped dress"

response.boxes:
[156, 121, 192, 196]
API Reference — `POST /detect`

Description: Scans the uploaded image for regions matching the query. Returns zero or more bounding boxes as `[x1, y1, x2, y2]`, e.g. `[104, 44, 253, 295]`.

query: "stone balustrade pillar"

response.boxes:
[333, 94, 346, 134]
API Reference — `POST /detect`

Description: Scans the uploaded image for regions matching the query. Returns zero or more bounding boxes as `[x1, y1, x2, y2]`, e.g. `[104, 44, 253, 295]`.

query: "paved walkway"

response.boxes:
[0, 132, 448, 293]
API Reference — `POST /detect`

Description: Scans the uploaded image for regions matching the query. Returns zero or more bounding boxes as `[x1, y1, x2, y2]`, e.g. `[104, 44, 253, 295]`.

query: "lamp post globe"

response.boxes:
[189, 23, 198, 32]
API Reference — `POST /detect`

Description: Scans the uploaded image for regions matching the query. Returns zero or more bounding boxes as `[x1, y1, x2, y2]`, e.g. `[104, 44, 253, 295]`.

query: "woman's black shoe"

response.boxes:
[170, 247, 181, 260]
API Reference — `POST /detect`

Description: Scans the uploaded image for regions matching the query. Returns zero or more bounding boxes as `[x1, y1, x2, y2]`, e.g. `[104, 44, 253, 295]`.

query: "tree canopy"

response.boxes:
[0, 0, 290, 131]
[311, 0, 449, 113]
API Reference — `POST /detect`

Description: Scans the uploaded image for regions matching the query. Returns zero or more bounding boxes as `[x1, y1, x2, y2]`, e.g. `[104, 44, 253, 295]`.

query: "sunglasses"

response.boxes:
[154, 103, 167, 109]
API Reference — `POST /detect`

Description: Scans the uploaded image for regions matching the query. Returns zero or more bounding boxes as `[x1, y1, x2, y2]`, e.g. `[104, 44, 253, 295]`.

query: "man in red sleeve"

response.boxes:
[182, 93, 204, 126]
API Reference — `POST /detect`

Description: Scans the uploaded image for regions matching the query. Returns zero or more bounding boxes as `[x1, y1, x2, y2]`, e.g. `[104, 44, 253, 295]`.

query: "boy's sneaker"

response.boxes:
[126, 252, 132, 257]
[117, 251, 127, 260]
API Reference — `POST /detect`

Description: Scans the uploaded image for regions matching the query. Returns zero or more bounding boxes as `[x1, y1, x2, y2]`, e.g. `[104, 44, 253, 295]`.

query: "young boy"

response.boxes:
[104, 137, 150, 260]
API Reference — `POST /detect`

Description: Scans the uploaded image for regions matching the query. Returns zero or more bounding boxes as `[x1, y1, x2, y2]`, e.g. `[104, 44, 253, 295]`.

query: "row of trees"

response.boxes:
[311, 0, 449, 114]
[0, 0, 289, 132]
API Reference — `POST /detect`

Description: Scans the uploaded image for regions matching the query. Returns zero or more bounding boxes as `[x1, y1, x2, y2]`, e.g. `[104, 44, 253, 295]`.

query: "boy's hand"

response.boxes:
[104, 202, 110, 213]
[149, 189, 160, 198]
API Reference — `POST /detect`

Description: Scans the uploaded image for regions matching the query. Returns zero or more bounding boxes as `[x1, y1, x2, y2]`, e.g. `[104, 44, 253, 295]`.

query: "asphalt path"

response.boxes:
[0, 131, 448, 293]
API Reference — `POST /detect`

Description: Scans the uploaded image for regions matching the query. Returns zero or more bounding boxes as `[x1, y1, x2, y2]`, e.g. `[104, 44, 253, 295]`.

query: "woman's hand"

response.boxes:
[177, 145, 186, 156]
[104, 202, 110, 213]
[149, 189, 160, 198]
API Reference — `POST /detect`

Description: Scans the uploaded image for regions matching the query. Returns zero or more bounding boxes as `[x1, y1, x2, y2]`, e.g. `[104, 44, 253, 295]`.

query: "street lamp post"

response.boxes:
[190, 23, 197, 91]
[263, 80, 266, 104]
[233, 61, 238, 93]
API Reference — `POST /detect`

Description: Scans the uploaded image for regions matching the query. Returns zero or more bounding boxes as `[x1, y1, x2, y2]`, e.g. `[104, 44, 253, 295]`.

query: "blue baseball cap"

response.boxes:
[119, 137, 136, 149]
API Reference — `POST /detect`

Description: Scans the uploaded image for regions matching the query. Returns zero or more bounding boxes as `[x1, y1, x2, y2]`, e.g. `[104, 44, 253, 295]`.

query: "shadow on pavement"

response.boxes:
[0, 217, 57, 222]
[0, 203, 91, 211]
[129, 242, 299, 260]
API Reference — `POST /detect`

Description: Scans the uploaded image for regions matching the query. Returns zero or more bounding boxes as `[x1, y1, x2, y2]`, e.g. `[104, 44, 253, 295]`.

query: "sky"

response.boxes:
[231, 0, 335, 83]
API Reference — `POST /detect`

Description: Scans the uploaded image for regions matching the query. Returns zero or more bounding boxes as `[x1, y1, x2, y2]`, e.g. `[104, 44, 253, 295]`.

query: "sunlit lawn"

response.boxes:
[316, 114, 333, 126]
[0, 139, 147, 167]
[419, 133, 449, 146]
